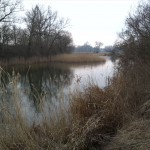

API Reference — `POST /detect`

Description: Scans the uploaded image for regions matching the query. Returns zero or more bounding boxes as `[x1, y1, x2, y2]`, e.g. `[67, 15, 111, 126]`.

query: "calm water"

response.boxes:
[0, 57, 117, 124]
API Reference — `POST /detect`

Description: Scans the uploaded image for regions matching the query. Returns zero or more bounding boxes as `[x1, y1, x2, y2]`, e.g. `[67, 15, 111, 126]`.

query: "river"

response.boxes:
[0, 57, 117, 124]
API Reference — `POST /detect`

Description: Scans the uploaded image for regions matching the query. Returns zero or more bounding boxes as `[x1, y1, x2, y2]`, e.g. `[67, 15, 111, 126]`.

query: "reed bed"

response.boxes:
[0, 53, 106, 66]
[51, 53, 106, 63]
[67, 64, 150, 149]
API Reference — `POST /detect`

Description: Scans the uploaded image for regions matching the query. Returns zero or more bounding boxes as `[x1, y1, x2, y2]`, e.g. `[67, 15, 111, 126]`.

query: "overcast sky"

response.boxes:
[22, 0, 139, 47]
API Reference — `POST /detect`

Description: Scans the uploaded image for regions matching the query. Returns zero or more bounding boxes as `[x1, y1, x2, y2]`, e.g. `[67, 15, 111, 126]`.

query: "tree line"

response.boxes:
[118, 0, 150, 65]
[73, 42, 103, 53]
[0, 0, 73, 59]
[73, 42, 119, 54]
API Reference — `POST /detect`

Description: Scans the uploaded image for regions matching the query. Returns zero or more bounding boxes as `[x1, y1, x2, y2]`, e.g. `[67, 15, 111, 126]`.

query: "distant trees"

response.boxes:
[93, 41, 103, 53]
[74, 42, 92, 53]
[0, 4, 73, 59]
[74, 42, 104, 53]
[73, 41, 119, 54]
[75, 42, 93, 53]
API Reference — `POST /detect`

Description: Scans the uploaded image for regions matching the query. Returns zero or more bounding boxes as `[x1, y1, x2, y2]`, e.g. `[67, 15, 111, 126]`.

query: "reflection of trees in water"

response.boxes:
[0, 63, 73, 112]
[109, 55, 118, 63]
[27, 65, 73, 111]
[0, 61, 110, 123]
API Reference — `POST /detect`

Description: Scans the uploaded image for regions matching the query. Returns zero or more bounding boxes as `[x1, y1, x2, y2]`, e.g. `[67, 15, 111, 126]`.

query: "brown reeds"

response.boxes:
[68, 79, 129, 149]
[51, 53, 106, 63]
[67, 60, 150, 149]
[0, 53, 106, 66]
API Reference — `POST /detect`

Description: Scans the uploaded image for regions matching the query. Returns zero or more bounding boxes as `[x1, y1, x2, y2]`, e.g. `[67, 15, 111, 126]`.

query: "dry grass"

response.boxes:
[68, 79, 131, 149]
[51, 53, 106, 63]
[105, 119, 150, 150]
[0, 53, 106, 66]
[67, 61, 150, 149]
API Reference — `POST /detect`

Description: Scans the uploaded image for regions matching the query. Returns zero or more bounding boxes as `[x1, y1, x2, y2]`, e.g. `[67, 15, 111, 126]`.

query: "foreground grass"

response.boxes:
[105, 119, 150, 150]
[0, 61, 150, 149]
[0, 53, 106, 66]
[69, 64, 150, 149]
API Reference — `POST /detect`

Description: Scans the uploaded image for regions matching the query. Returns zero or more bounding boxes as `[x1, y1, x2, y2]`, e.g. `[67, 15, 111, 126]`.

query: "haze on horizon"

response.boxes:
[22, 0, 139, 47]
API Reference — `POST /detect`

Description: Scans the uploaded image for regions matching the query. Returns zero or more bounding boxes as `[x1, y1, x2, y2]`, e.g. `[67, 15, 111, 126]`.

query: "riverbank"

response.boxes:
[0, 53, 106, 66]
[67, 63, 150, 149]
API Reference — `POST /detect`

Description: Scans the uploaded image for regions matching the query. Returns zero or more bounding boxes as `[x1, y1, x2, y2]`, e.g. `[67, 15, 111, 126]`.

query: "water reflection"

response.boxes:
[0, 58, 116, 124]
[2, 63, 73, 110]
[70, 58, 115, 90]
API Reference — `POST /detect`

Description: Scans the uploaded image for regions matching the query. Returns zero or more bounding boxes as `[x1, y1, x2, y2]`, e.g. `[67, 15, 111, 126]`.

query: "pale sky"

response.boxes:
[22, 0, 139, 46]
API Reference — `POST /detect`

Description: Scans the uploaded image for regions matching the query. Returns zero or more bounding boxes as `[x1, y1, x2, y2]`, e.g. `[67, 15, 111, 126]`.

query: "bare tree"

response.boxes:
[95, 41, 103, 49]
[0, 3, 73, 59]
[0, 0, 21, 22]
[119, 1, 150, 64]
[94, 41, 103, 53]
[1, 23, 12, 46]
[25, 5, 70, 57]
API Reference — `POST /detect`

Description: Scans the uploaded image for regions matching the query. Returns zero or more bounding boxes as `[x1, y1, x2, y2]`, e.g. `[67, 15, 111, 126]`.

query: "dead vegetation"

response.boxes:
[51, 53, 106, 63]
[0, 54, 106, 66]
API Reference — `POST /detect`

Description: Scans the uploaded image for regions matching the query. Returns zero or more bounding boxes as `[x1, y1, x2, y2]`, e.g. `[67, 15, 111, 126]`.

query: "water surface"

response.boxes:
[0, 57, 116, 124]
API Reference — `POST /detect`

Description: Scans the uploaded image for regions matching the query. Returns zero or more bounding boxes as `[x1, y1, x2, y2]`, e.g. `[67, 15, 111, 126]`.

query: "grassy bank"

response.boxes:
[0, 53, 106, 66]
[68, 62, 150, 149]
